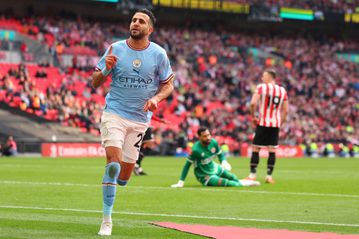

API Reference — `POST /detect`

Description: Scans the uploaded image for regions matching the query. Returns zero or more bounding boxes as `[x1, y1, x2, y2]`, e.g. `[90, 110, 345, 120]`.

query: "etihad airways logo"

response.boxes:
[117, 76, 153, 89]
[119, 77, 152, 84]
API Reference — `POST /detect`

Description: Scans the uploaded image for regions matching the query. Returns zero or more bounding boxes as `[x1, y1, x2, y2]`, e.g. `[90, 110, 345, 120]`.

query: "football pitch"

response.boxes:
[0, 156, 358, 238]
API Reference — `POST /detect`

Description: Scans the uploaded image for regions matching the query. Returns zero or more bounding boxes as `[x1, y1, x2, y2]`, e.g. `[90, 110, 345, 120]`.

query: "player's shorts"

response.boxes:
[142, 127, 154, 143]
[100, 111, 148, 163]
[252, 125, 279, 148]
[196, 164, 225, 186]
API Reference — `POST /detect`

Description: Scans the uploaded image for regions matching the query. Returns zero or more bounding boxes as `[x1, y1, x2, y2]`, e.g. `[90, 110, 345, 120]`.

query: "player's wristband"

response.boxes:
[101, 67, 111, 77]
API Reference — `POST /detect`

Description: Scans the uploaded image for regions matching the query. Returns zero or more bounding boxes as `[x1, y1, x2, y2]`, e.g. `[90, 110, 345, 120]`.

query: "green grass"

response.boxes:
[0, 156, 358, 238]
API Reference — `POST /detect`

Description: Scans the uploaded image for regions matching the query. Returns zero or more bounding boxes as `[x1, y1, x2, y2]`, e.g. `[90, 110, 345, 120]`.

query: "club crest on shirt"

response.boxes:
[211, 148, 216, 153]
[133, 59, 141, 68]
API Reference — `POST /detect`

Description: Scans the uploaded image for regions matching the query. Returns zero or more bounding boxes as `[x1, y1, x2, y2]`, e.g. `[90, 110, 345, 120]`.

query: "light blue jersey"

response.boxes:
[96, 40, 174, 123]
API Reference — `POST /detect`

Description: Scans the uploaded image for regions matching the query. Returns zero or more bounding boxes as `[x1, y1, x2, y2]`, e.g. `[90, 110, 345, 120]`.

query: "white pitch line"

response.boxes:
[1, 180, 359, 199]
[0, 205, 358, 228]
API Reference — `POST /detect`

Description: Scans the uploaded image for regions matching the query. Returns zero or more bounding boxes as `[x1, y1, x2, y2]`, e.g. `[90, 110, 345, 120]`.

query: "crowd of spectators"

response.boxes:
[0, 14, 358, 152]
[2, 0, 358, 61]
[149, 28, 359, 148]
[0, 63, 103, 133]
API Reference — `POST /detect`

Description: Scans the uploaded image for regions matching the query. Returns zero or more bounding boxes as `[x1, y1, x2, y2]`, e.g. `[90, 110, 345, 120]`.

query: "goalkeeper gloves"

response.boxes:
[171, 180, 184, 188]
[221, 160, 232, 171]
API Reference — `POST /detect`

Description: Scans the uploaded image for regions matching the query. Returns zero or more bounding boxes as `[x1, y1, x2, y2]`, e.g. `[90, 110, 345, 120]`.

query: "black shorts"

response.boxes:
[252, 126, 279, 148]
[143, 127, 154, 143]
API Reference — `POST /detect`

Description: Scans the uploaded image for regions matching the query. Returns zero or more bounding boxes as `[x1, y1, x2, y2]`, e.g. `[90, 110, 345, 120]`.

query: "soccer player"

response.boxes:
[245, 69, 288, 184]
[92, 9, 174, 236]
[171, 127, 260, 187]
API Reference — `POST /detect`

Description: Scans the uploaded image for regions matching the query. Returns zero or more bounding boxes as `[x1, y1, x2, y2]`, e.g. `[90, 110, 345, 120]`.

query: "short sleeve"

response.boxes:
[255, 84, 262, 95]
[158, 51, 174, 83]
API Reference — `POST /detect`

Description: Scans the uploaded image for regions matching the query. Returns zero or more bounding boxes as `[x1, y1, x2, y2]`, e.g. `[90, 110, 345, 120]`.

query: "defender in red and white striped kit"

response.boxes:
[246, 69, 289, 184]
[256, 82, 287, 128]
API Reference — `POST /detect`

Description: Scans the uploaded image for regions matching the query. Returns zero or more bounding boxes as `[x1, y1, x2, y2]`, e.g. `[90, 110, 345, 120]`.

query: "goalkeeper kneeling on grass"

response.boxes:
[171, 127, 260, 188]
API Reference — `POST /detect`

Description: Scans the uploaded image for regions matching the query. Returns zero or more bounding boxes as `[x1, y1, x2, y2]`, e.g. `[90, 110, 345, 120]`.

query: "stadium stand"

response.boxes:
[239, 0, 357, 12]
[0, 3, 358, 154]
[0, 106, 98, 153]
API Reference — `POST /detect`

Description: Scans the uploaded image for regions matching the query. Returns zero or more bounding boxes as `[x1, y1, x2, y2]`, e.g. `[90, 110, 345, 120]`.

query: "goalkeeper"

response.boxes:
[171, 127, 260, 188]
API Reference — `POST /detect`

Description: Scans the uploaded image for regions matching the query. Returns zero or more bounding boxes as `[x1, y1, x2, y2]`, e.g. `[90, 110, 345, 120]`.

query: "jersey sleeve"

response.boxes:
[158, 51, 174, 83]
[179, 160, 192, 181]
[179, 150, 197, 181]
[95, 45, 112, 72]
[213, 139, 226, 163]
[179, 145, 198, 181]
[187, 149, 197, 163]
[255, 84, 262, 95]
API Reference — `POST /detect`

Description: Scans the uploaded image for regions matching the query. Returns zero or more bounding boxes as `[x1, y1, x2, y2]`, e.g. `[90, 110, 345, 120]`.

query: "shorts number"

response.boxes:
[134, 133, 144, 148]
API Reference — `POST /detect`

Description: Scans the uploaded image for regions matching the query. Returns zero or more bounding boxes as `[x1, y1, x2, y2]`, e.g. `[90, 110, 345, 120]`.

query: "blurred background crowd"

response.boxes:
[0, 0, 358, 156]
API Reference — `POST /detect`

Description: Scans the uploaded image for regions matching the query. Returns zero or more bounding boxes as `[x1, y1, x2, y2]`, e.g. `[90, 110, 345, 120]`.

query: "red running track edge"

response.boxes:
[152, 222, 359, 239]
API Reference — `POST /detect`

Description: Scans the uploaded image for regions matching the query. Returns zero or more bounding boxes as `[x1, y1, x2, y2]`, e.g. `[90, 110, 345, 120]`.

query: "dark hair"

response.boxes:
[265, 69, 277, 79]
[135, 9, 156, 27]
[197, 127, 209, 136]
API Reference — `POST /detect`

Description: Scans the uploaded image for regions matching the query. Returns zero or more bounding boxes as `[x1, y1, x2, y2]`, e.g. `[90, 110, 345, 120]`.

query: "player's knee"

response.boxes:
[107, 154, 121, 163]
[103, 162, 121, 184]
[117, 179, 128, 186]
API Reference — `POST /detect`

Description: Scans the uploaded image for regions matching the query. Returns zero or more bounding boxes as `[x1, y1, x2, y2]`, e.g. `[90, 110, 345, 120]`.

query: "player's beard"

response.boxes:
[201, 139, 211, 146]
[130, 29, 146, 40]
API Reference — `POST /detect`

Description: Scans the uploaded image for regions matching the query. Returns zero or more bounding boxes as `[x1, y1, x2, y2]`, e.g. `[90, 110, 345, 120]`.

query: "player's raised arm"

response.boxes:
[92, 45, 117, 88]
